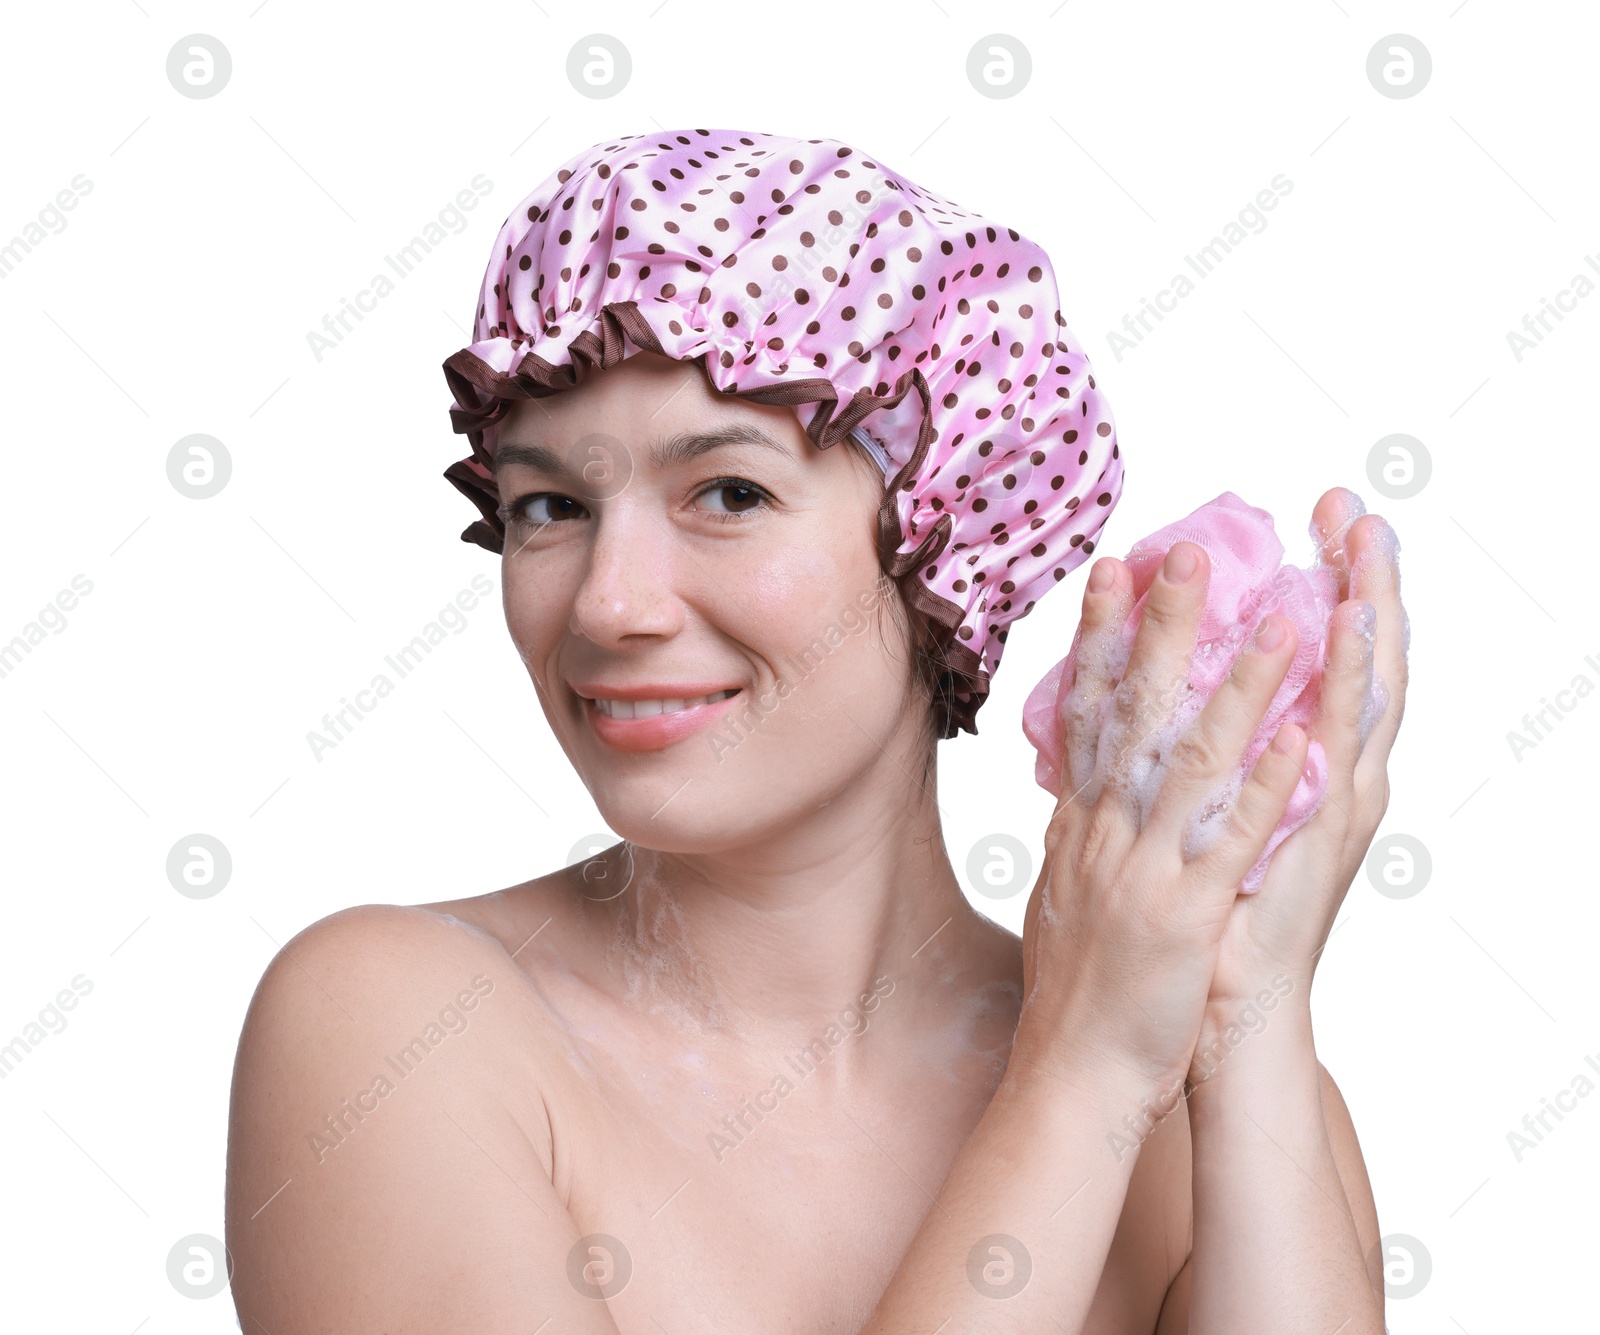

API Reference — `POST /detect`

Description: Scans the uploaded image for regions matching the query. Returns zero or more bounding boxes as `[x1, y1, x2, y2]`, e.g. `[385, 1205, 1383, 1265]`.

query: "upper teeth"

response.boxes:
[592, 688, 738, 719]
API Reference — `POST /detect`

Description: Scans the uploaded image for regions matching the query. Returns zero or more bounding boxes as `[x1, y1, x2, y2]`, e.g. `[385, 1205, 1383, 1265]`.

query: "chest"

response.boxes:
[538, 1026, 1191, 1335]
[558, 1071, 982, 1334]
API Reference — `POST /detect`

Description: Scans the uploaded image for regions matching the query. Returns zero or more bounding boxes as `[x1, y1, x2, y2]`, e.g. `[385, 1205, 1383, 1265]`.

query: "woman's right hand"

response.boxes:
[1014, 540, 1311, 1100]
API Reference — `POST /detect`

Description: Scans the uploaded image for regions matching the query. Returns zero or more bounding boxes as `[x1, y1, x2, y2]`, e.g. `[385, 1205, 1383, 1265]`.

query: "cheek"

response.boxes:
[740, 553, 906, 710]
[744, 546, 837, 618]
[501, 557, 570, 653]
[742, 506, 883, 625]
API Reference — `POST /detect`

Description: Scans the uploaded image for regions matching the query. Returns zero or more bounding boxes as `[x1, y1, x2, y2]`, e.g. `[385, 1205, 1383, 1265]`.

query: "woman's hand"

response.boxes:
[1193, 490, 1409, 1073]
[1015, 528, 1317, 1102]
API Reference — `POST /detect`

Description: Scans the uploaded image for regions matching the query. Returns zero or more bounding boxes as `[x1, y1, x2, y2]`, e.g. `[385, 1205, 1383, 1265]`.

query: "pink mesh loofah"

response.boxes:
[1021, 491, 1387, 894]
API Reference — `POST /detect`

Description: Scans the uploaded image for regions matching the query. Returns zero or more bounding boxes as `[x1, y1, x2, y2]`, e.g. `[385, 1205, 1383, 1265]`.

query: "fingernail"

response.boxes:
[1164, 545, 1199, 584]
[1354, 601, 1377, 634]
[1088, 560, 1114, 594]
[1252, 616, 1286, 652]
[1271, 724, 1299, 753]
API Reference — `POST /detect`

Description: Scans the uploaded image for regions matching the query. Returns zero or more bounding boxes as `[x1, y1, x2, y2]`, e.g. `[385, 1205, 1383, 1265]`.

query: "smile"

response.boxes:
[578, 686, 747, 753]
[590, 688, 740, 720]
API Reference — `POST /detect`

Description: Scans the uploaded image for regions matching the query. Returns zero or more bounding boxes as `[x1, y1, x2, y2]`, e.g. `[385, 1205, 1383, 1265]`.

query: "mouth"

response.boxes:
[576, 686, 746, 753]
[585, 687, 741, 720]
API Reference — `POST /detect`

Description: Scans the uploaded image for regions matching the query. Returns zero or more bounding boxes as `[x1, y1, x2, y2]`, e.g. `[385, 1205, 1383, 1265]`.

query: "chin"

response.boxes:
[572, 726, 834, 855]
[560, 676, 915, 851]
[589, 789, 777, 857]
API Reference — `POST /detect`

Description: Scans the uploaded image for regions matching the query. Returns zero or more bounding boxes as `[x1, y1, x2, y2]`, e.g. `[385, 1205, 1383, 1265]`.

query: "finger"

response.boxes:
[1098, 542, 1211, 813]
[1143, 612, 1298, 843]
[1054, 557, 1135, 811]
[1306, 599, 1377, 810]
[1344, 513, 1407, 772]
[1182, 720, 1309, 894]
[1310, 487, 1367, 601]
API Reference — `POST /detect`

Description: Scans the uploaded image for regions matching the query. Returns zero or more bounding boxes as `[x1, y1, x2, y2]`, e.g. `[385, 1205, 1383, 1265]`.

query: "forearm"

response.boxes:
[1184, 1002, 1382, 1335]
[857, 1050, 1153, 1335]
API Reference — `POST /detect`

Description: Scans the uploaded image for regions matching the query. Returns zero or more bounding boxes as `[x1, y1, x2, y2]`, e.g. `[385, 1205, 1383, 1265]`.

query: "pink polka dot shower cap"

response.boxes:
[442, 126, 1126, 735]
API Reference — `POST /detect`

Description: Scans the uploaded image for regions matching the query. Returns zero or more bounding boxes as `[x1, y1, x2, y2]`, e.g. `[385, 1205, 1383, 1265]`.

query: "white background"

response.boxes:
[1, 2, 1593, 1330]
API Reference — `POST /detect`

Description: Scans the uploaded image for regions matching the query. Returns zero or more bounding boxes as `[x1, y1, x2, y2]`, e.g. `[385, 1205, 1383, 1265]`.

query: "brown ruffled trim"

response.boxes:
[441, 299, 990, 737]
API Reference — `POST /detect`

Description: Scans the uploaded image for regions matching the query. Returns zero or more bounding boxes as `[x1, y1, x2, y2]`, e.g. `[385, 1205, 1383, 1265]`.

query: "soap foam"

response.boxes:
[1181, 765, 1247, 863]
[1307, 487, 1367, 574]
[1358, 673, 1390, 750]
[427, 908, 508, 952]
[1350, 543, 1408, 667]
[600, 854, 731, 1032]
[1347, 601, 1384, 750]
[1098, 671, 1205, 831]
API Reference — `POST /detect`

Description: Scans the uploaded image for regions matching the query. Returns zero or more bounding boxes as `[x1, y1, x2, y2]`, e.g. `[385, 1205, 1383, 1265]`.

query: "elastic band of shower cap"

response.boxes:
[846, 424, 893, 476]
[441, 127, 1126, 736]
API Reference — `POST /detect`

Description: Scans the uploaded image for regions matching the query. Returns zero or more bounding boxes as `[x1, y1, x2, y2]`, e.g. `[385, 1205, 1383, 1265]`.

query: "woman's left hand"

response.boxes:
[1192, 488, 1409, 1069]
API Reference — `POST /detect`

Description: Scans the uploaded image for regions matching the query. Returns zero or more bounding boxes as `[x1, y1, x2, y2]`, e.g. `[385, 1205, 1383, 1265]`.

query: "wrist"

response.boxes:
[1186, 995, 1317, 1106]
[1194, 967, 1310, 1060]
[1007, 1015, 1176, 1111]
[1001, 1035, 1189, 1171]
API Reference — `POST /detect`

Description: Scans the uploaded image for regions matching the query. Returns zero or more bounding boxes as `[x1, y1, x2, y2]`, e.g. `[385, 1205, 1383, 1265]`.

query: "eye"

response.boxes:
[694, 478, 773, 522]
[498, 492, 588, 528]
[496, 478, 774, 532]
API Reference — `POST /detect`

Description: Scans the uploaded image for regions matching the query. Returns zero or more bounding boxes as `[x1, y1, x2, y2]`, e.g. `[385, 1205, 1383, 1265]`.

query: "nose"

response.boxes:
[566, 501, 686, 648]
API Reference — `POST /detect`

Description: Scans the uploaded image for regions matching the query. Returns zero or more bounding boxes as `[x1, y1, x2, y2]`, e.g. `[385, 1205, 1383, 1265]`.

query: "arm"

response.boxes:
[1315, 1060, 1385, 1295]
[1179, 1011, 1384, 1334]
[224, 905, 626, 1335]
[861, 535, 1333, 1335]
[855, 1044, 1171, 1335]
[1159, 496, 1406, 1335]
[1155, 1055, 1383, 1334]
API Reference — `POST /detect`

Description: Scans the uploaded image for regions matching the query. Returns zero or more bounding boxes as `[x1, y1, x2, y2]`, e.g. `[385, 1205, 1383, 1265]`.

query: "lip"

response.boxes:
[574, 683, 746, 753]
[570, 681, 743, 702]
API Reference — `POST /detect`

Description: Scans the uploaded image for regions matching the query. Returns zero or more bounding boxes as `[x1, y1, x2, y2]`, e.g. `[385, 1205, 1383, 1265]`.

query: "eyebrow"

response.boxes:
[491, 424, 794, 478]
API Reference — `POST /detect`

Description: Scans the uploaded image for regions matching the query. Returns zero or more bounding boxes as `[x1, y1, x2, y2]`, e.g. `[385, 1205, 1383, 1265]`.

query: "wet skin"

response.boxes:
[224, 352, 1394, 1333]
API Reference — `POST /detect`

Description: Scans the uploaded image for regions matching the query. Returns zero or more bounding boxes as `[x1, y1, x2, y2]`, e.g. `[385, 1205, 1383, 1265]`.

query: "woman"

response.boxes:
[225, 128, 1404, 1333]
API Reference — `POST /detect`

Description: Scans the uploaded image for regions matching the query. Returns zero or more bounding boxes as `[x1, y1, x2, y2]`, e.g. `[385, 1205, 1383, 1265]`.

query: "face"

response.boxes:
[492, 351, 930, 852]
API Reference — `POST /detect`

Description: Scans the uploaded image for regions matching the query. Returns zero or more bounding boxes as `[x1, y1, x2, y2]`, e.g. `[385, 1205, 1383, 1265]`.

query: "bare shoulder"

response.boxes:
[962, 907, 1027, 1007]
[236, 860, 586, 1026]
[231, 900, 545, 1092]
[414, 865, 581, 964]
[247, 899, 513, 996]
[228, 891, 570, 1165]
[224, 891, 621, 1334]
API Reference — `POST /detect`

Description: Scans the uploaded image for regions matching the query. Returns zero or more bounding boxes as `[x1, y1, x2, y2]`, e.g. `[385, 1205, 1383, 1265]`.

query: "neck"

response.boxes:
[577, 741, 996, 1054]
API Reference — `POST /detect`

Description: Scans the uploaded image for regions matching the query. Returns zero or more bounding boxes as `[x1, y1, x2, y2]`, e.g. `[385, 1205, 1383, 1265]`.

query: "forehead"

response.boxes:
[494, 352, 810, 460]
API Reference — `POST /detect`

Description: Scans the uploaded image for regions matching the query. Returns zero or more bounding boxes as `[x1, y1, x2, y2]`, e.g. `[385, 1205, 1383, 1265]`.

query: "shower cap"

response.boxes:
[1021, 491, 1390, 893]
[442, 126, 1125, 735]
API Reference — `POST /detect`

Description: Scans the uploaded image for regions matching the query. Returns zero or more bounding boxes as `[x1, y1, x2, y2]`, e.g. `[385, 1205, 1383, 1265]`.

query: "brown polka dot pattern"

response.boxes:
[441, 127, 1125, 735]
